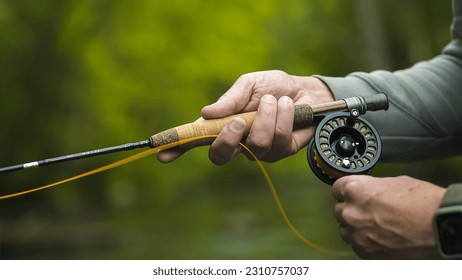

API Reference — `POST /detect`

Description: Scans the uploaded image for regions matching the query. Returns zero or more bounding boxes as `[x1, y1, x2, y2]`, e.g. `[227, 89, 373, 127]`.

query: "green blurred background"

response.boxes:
[0, 0, 460, 259]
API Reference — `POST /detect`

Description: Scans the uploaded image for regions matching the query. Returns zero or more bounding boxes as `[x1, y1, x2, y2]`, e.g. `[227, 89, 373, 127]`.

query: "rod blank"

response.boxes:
[0, 140, 151, 174]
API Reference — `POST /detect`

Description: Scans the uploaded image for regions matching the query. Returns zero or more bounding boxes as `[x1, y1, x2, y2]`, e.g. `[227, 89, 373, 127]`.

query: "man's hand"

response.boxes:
[332, 175, 446, 259]
[157, 70, 334, 164]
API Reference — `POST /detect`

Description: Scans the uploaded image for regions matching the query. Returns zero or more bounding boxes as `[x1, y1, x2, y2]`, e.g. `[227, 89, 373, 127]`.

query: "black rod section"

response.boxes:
[0, 140, 151, 174]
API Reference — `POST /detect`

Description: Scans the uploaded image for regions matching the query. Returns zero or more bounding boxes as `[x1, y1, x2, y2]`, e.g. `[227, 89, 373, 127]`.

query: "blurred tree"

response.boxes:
[0, 0, 455, 259]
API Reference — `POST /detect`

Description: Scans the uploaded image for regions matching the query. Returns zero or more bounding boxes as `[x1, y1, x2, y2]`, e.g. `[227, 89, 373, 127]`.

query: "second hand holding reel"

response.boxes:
[307, 97, 386, 185]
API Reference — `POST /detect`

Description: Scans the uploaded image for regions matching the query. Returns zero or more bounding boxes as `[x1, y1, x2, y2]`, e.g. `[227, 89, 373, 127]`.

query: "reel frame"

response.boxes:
[307, 110, 382, 185]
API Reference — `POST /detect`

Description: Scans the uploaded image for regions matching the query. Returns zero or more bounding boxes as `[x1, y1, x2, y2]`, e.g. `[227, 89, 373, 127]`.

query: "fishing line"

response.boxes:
[239, 143, 352, 257]
[0, 135, 351, 256]
[0, 137, 203, 200]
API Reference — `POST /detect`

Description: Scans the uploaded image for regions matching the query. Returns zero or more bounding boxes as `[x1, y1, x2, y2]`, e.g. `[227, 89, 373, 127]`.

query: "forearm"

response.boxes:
[316, 0, 462, 162]
[317, 48, 462, 161]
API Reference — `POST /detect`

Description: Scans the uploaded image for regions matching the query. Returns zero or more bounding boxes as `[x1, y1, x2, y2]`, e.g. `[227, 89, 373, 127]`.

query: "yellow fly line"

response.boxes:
[0, 135, 352, 257]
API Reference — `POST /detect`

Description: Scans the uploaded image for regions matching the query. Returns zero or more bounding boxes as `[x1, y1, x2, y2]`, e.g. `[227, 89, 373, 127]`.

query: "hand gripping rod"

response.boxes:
[0, 93, 388, 174]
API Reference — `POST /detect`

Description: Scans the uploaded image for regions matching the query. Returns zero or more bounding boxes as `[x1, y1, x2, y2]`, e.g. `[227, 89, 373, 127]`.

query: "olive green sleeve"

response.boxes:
[440, 183, 462, 207]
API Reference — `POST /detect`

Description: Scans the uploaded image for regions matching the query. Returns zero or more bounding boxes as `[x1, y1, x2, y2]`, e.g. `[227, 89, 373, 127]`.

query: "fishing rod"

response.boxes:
[0, 93, 389, 180]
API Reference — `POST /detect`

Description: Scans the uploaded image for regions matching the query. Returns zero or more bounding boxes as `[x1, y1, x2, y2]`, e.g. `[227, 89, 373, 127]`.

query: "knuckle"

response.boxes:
[238, 72, 257, 86]
[274, 125, 287, 138]
[340, 207, 359, 225]
[218, 93, 241, 112]
[209, 145, 240, 166]
[215, 135, 240, 153]
[248, 135, 271, 151]
[341, 178, 361, 196]
[342, 175, 373, 195]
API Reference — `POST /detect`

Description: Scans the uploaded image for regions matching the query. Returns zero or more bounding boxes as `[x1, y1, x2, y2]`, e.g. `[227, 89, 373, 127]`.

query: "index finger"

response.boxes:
[201, 73, 255, 119]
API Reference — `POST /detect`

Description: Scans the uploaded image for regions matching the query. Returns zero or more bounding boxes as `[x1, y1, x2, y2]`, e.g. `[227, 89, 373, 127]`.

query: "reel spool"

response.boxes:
[307, 111, 382, 185]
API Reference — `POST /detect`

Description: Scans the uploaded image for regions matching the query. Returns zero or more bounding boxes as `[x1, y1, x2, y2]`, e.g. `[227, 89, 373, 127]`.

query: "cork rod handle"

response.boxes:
[148, 93, 388, 149]
[149, 104, 314, 149]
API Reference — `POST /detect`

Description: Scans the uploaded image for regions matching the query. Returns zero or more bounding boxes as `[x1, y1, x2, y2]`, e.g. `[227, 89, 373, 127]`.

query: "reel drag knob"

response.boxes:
[307, 112, 382, 185]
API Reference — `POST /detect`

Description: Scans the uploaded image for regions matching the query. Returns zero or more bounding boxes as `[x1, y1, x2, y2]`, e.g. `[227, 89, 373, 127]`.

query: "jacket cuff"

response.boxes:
[440, 183, 462, 207]
[314, 74, 379, 100]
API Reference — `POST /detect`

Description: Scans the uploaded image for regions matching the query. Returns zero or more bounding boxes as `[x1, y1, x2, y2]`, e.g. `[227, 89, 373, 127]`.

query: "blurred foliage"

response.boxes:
[0, 0, 456, 259]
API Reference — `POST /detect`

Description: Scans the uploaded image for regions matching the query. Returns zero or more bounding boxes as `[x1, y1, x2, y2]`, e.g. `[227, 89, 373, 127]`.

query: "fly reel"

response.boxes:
[307, 111, 382, 185]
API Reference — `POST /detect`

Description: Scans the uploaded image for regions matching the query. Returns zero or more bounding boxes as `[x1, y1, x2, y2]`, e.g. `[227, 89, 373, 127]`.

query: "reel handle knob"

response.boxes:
[335, 135, 356, 157]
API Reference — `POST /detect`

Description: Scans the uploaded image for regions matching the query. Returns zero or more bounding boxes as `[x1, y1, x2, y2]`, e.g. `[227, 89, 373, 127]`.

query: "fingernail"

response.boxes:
[279, 96, 293, 104]
[230, 118, 246, 132]
[261, 94, 276, 103]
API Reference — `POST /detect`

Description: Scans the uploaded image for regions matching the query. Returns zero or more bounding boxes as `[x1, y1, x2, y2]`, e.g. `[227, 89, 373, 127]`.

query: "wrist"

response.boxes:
[291, 75, 335, 105]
